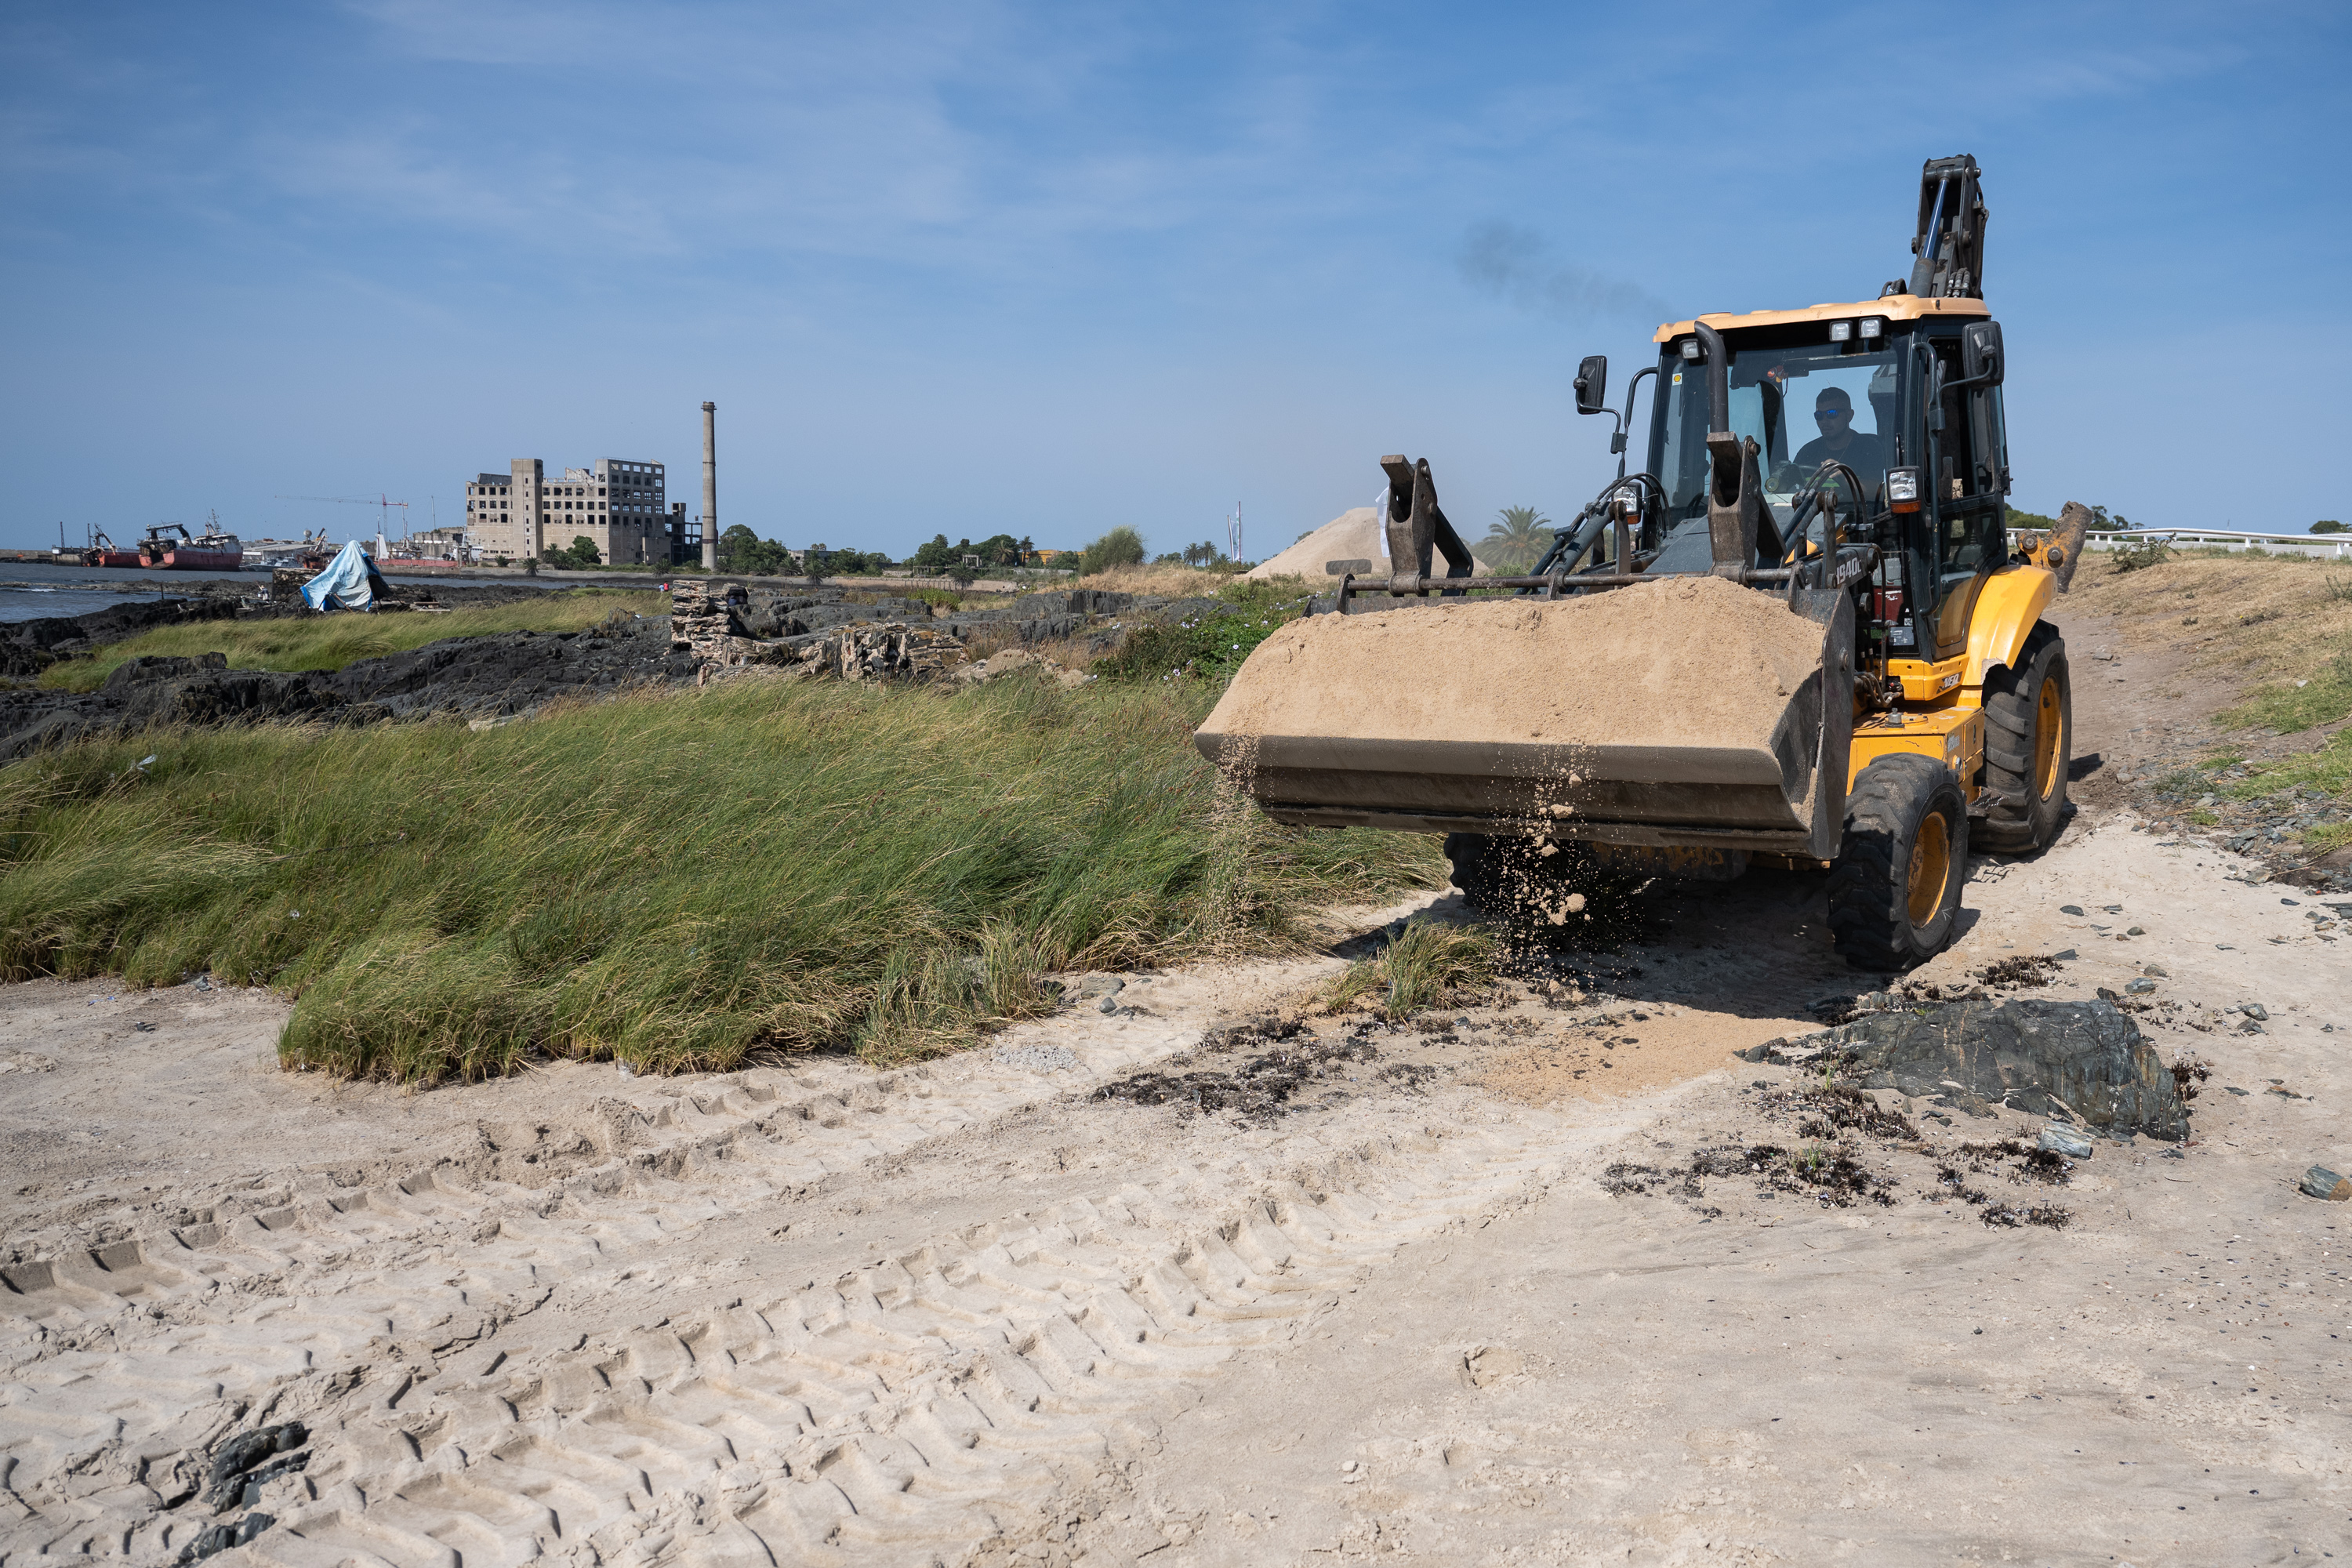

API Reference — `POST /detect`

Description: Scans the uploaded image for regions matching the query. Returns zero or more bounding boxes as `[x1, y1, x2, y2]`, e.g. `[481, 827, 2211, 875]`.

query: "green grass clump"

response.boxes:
[1323, 917, 1497, 1019]
[0, 677, 1443, 1080]
[1097, 578, 1330, 684]
[1098, 603, 1302, 683]
[2213, 653, 2352, 735]
[2108, 538, 2173, 573]
[1207, 576, 1313, 615]
[2216, 728, 2352, 808]
[39, 590, 668, 691]
[1379, 918, 1497, 1014]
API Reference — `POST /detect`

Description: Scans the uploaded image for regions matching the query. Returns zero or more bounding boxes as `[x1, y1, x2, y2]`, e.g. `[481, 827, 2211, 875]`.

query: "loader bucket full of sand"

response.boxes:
[1195, 575, 1857, 862]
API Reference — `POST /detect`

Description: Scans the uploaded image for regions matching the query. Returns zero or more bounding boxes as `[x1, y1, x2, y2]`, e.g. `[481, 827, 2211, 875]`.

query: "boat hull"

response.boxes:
[141, 546, 245, 571]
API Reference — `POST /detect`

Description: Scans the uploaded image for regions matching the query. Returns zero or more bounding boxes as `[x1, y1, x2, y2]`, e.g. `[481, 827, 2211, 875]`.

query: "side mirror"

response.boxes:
[1573, 354, 1608, 415]
[1962, 320, 2003, 387]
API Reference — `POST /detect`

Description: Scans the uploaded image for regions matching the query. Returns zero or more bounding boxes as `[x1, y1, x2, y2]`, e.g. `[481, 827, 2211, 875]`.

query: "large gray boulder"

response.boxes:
[1787, 997, 2187, 1139]
[1153, 596, 1226, 625]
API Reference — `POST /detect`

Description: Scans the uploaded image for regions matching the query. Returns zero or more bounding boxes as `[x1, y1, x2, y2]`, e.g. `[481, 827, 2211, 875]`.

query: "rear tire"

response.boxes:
[1443, 833, 1502, 912]
[1445, 832, 1648, 938]
[1976, 622, 2071, 854]
[1827, 753, 1968, 972]
[1448, 833, 1564, 916]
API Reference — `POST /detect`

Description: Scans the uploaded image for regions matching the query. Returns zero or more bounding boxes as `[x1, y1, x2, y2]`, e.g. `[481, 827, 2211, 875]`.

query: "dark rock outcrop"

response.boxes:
[3, 615, 691, 758]
[1766, 997, 2187, 1138]
[1, 596, 243, 677]
[4, 575, 1271, 758]
[330, 619, 695, 717]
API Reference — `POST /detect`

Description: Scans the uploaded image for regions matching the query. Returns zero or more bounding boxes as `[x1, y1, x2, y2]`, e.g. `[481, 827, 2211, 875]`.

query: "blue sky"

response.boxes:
[4, 1, 2346, 557]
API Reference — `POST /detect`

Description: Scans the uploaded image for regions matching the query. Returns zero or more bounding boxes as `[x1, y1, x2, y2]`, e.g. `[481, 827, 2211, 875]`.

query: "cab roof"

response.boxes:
[1651, 294, 1989, 344]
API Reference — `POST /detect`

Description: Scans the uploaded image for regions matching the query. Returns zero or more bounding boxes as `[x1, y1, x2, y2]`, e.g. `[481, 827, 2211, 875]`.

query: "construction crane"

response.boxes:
[274, 493, 410, 554]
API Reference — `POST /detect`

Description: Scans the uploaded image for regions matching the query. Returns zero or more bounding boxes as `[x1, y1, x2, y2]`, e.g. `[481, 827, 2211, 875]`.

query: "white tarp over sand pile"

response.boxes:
[1204, 574, 1822, 753]
[300, 539, 383, 612]
[1246, 507, 1496, 581]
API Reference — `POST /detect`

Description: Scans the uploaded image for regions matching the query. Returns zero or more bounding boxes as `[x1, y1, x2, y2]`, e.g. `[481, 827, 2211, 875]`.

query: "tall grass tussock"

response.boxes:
[1322, 919, 1497, 1019]
[1, 674, 1443, 1080]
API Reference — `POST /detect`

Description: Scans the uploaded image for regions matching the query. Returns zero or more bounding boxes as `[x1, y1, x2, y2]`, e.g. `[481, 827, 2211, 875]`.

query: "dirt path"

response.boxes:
[1077, 821, 2350, 1565]
[5, 595, 2348, 1566]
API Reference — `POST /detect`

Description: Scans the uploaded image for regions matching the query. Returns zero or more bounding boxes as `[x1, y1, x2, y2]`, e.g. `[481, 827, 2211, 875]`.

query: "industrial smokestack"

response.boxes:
[700, 401, 717, 571]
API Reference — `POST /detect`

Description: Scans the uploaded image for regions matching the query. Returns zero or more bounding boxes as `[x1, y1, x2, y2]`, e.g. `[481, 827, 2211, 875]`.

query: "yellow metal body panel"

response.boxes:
[1885, 655, 1969, 705]
[1851, 708, 1986, 801]
[1653, 294, 1990, 343]
[1962, 566, 2056, 689]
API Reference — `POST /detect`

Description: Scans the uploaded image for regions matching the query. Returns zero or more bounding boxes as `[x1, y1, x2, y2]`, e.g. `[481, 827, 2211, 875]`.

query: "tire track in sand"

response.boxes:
[240, 1116, 1581, 1568]
[6, 1080, 1603, 1566]
[2, 1014, 1210, 1564]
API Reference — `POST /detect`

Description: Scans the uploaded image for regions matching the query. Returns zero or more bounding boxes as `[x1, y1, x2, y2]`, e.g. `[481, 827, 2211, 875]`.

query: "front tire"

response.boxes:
[1828, 753, 1968, 971]
[1976, 622, 2071, 854]
[1446, 833, 1563, 917]
[1444, 832, 1504, 913]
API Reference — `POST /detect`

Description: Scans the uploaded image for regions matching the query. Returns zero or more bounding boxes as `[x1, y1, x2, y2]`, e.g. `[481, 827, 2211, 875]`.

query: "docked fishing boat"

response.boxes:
[243, 538, 332, 572]
[79, 529, 141, 568]
[140, 522, 245, 571]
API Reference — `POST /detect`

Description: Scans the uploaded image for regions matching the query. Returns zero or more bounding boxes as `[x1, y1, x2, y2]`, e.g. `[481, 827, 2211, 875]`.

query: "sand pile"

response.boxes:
[1244, 507, 1496, 582]
[1202, 575, 1826, 753]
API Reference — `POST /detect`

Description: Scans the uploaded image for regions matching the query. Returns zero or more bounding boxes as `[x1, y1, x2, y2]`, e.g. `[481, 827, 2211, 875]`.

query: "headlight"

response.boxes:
[1679, 339, 1701, 361]
[1886, 468, 1919, 503]
[1829, 321, 1853, 343]
[1859, 318, 1884, 339]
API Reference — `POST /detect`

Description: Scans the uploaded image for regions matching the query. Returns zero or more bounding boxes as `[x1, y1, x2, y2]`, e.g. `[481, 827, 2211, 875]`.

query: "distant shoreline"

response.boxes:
[0, 559, 1068, 594]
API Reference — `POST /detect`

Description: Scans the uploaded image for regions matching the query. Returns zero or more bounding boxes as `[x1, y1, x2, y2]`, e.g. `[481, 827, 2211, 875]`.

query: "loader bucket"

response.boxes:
[1195, 574, 1856, 861]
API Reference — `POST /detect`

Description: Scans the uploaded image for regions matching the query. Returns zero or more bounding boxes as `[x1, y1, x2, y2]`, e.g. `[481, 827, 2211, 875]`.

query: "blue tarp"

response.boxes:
[300, 540, 382, 612]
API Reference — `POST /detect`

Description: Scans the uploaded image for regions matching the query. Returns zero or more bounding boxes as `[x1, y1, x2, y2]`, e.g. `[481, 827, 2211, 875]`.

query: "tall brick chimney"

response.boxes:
[700, 401, 717, 572]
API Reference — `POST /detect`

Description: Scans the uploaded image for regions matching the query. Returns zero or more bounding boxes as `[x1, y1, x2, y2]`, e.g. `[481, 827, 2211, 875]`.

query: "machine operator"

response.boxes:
[1793, 387, 1887, 488]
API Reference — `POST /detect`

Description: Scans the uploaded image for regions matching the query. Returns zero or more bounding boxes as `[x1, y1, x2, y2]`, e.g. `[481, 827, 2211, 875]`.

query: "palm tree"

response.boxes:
[1482, 506, 1552, 573]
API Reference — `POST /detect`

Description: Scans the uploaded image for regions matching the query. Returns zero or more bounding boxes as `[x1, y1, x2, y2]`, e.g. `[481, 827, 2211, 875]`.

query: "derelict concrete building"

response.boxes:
[466, 457, 686, 565]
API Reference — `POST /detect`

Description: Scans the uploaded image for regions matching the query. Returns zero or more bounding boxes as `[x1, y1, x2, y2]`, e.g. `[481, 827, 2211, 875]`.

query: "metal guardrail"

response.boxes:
[2006, 527, 2351, 560]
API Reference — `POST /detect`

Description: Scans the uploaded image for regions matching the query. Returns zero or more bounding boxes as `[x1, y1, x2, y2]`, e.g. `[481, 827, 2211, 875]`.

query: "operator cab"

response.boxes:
[1548, 154, 2007, 670]
[1631, 296, 2010, 666]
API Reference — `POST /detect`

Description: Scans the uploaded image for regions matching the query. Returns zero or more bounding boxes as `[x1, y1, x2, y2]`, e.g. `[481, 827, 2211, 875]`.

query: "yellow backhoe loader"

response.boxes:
[1198, 154, 2087, 971]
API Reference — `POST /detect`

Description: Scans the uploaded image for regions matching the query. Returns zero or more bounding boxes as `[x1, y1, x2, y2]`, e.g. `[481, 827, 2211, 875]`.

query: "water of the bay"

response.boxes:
[0, 562, 555, 625]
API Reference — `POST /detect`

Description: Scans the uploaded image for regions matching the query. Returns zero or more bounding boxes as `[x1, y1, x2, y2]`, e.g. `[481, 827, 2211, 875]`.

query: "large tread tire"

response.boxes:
[1445, 833, 1654, 941]
[1827, 753, 1969, 972]
[1446, 833, 1575, 916]
[1976, 622, 2071, 854]
[1444, 832, 1503, 912]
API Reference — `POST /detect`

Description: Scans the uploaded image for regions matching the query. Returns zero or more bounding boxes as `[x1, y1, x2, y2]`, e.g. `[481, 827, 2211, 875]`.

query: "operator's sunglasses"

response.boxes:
[1815, 407, 1853, 420]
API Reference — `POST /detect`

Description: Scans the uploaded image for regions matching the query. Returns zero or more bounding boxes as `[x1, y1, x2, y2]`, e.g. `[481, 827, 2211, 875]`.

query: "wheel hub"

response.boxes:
[2034, 673, 2064, 800]
[1907, 812, 1951, 927]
